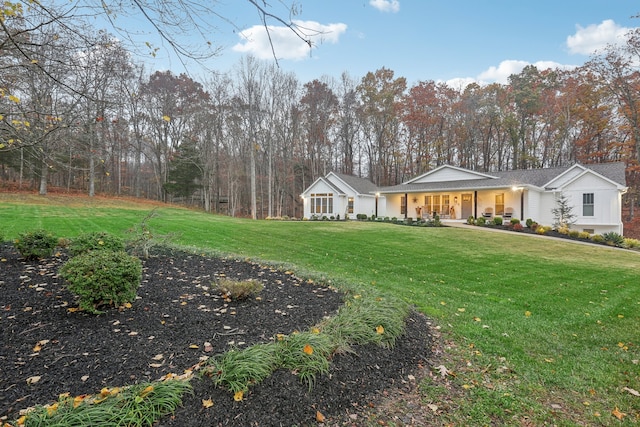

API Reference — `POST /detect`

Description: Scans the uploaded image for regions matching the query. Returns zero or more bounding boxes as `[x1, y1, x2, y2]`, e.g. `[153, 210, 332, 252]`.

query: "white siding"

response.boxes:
[354, 195, 377, 218]
[302, 180, 341, 219]
[545, 167, 583, 189]
[413, 167, 489, 183]
[562, 173, 623, 234]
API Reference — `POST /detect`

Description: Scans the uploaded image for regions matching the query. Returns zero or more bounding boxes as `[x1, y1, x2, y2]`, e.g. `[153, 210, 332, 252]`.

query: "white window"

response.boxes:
[310, 193, 333, 214]
[583, 193, 594, 216]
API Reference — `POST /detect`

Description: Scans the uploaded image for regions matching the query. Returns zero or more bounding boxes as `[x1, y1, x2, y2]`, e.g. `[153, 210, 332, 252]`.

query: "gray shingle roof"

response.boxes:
[376, 162, 626, 194]
[332, 172, 379, 195]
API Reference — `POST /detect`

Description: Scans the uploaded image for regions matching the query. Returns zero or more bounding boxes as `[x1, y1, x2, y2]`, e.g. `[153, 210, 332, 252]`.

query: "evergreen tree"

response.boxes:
[551, 192, 577, 229]
[163, 140, 202, 199]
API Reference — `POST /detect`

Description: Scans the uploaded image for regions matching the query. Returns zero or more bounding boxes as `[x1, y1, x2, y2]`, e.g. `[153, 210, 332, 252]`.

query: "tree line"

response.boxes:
[1, 7, 639, 219]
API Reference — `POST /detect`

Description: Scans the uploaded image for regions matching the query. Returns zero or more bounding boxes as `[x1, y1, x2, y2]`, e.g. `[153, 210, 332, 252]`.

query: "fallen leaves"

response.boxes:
[32, 339, 49, 352]
[26, 375, 41, 385]
[315, 410, 326, 422]
[611, 406, 626, 420]
[202, 398, 214, 408]
[303, 344, 314, 355]
[233, 390, 244, 401]
[433, 364, 452, 378]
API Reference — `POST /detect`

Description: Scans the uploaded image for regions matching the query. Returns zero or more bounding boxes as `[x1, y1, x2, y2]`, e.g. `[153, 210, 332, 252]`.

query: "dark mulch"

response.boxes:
[0, 244, 433, 426]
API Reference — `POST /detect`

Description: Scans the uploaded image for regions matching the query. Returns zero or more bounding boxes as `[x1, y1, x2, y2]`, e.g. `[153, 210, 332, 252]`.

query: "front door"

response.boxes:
[461, 193, 472, 219]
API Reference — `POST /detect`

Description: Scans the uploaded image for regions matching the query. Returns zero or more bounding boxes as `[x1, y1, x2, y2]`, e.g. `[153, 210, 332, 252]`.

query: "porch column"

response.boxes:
[404, 193, 408, 219]
[474, 190, 478, 218]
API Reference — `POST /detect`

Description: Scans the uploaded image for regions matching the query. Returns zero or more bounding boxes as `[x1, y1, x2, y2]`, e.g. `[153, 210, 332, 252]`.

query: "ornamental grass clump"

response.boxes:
[59, 250, 142, 314]
[68, 231, 125, 256]
[202, 343, 279, 395]
[14, 229, 58, 260]
[214, 278, 263, 301]
[277, 331, 334, 390]
[321, 295, 409, 350]
[10, 379, 191, 427]
[623, 237, 640, 249]
[602, 231, 624, 246]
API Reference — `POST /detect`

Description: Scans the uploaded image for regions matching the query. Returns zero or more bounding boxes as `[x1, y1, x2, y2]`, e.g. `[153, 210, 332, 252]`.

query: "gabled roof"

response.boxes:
[406, 165, 497, 184]
[377, 162, 627, 194]
[301, 176, 345, 196]
[544, 163, 627, 190]
[329, 172, 378, 195]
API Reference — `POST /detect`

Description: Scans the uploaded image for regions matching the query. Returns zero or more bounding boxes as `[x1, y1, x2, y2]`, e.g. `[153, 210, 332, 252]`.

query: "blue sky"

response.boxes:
[112, 0, 639, 87]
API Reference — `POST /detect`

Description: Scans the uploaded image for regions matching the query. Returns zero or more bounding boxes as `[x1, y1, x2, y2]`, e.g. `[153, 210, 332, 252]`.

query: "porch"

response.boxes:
[388, 187, 527, 222]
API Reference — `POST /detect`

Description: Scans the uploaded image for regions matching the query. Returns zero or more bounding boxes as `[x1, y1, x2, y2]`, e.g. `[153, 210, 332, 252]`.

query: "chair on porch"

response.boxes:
[482, 207, 493, 220]
[503, 207, 514, 223]
[421, 206, 430, 220]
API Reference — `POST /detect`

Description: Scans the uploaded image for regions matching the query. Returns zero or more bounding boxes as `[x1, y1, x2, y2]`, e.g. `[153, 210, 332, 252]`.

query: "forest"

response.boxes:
[1, 4, 640, 220]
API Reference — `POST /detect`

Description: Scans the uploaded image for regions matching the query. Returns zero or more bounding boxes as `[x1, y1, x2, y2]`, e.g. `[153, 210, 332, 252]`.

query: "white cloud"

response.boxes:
[370, 0, 400, 13]
[476, 59, 575, 85]
[232, 20, 347, 60]
[567, 19, 631, 55]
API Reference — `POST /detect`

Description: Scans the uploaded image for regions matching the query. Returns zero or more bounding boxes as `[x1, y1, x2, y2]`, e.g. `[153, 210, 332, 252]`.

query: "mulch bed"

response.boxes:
[0, 244, 433, 426]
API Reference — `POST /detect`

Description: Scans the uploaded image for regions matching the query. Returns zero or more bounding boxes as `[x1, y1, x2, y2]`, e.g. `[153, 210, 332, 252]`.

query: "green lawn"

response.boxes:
[2, 193, 639, 425]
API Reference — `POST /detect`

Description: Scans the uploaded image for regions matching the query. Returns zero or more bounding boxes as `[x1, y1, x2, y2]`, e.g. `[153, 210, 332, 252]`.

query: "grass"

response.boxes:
[16, 379, 192, 427]
[2, 193, 640, 425]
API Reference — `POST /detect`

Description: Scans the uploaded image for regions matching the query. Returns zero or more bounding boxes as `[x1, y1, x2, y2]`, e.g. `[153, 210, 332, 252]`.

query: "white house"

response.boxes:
[300, 172, 381, 220]
[301, 163, 628, 235]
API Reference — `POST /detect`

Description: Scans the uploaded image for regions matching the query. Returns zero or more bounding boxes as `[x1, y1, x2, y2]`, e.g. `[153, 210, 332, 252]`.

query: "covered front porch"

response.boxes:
[380, 187, 528, 222]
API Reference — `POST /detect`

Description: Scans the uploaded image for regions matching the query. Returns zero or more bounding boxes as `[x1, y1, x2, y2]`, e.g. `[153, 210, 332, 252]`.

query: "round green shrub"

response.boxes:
[14, 229, 58, 260]
[475, 217, 486, 226]
[493, 216, 503, 226]
[578, 231, 591, 240]
[68, 231, 126, 256]
[467, 216, 475, 225]
[59, 250, 142, 314]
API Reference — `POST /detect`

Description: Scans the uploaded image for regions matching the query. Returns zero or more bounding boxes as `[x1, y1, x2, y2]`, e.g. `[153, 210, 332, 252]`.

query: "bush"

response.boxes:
[525, 218, 534, 228]
[68, 232, 126, 256]
[475, 217, 486, 226]
[493, 216, 503, 226]
[530, 222, 539, 232]
[602, 232, 624, 246]
[356, 213, 367, 220]
[578, 231, 591, 240]
[569, 230, 580, 238]
[622, 238, 640, 249]
[467, 216, 475, 225]
[512, 223, 524, 232]
[214, 278, 263, 301]
[536, 225, 551, 235]
[59, 250, 142, 314]
[510, 218, 520, 225]
[14, 229, 58, 260]
[591, 234, 604, 243]
[557, 226, 570, 235]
